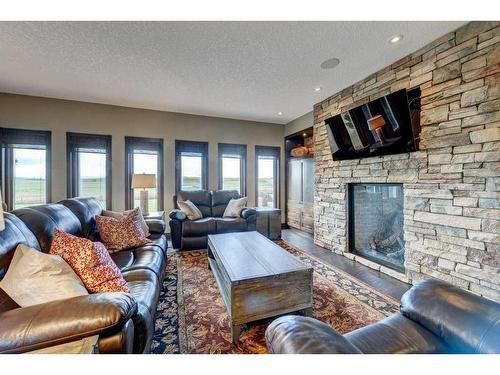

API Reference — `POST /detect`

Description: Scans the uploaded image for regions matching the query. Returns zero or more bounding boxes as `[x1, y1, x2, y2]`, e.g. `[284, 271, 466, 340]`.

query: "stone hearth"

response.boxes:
[313, 22, 500, 301]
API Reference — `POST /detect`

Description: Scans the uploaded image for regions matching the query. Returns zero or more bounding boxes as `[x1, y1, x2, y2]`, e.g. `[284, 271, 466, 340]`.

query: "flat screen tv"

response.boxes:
[325, 88, 420, 160]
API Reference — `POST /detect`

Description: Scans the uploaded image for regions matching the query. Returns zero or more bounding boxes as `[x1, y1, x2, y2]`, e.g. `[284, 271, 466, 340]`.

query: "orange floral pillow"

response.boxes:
[49, 229, 129, 293]
[96, 207, 152, 253]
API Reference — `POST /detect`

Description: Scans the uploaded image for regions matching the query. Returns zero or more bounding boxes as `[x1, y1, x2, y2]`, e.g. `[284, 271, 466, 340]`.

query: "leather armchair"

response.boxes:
[169, 190, 257, 250]
[0, 293, 137, 354]
[266, 279, 500, 354]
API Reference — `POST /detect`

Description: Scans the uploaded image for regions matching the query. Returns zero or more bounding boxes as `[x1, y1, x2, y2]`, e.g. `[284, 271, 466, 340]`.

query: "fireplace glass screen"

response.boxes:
[349, 183, 405, 272]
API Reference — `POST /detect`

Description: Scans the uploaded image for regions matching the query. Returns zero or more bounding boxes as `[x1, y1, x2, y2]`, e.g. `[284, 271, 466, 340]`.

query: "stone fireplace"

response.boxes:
[313, 21, 500, 301]
[349, 183, 405, 272]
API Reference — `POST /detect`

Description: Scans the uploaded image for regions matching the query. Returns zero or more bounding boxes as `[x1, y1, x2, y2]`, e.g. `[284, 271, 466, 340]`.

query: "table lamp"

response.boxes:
[367, 115, 387, 143]
[131, 173, 156, 215]
[0, 190, 5, 231]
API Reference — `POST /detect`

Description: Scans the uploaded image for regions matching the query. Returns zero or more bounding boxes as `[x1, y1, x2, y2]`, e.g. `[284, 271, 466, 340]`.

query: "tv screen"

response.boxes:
[325, 88, 420, 160]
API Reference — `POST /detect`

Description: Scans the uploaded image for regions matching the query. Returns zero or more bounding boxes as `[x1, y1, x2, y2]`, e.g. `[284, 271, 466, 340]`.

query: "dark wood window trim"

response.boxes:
[66, 132, 112, 210]
[175, 140, 208, 193]
[255, 145, 280, 208]
[125, 136, 164, 210]
[218, 143, 247, 195]
[0, 127, 52, 210]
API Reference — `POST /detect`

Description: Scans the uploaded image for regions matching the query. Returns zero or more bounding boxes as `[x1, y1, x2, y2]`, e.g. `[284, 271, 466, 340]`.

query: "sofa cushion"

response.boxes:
[223, 197, 247, 218]
[345, 313, 449, 354]
[176, 190, 212, 217]
[115, 247, 165, 280]
[96, 208, 152, 252]
[50, 229, 129, 293]
[13, 204, 82, 253]
[215, 217, 247, 234]
[103, 209, 150, 237]
[400, 278, 500, 354]
[0, 212, 41, 280]
[147, 234, 168, 256]
[0, 244, 88, 307]
[58, 197, 103, 238]
[183, 218, 216, 237]
[110, 250, 135, 270]
[212, 190, 239, 217]
[177, 200, 203, 220]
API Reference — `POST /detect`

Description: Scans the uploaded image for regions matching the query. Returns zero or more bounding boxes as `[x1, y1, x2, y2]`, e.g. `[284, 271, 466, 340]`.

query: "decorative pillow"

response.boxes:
[49, 229, 129, 293]
[223, 197, 248, 218]
[96, 207, 153, 252]
[177, 200, 203, 220]
[0, 244, 88, 307]
[103, 208, 150, 237]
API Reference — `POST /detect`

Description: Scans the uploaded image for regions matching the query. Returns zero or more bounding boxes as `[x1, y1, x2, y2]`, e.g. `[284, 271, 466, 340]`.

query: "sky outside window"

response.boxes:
[181, 154, 202, 190]
[222, 156, 241, 192]
[78, 151, 107, 207]
[13, 147, 46, 209]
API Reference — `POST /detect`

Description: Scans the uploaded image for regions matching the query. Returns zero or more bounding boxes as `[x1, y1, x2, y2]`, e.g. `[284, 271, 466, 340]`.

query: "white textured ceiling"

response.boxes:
[0, 21, 466, 124]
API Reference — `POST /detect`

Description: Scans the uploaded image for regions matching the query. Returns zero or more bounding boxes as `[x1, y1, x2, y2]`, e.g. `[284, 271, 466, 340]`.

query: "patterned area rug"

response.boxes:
[151, 240, 399, 354]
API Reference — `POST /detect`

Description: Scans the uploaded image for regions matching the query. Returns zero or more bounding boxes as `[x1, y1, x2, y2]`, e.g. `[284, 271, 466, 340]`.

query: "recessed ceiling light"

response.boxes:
[320, 57, 340, 70]
[389, 35, 403, 44]
[303, 133, 307, 137]
[277, 111, 283, 116]
[314, 87, 322, 92]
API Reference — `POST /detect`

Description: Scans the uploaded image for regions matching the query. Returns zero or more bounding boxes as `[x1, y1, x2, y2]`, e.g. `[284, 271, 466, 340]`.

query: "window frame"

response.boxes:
[255, 145, 281, 208]
[125, 136, 164, 211]
[175, 140, 208, 193]
[0, 127, 52, 211]
[218, 143, 247, 195]
[66, 132, 112, 210]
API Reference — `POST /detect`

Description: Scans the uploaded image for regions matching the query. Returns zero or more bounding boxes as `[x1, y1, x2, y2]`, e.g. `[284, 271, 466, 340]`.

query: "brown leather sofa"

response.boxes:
[0, 197, 167, 354]
[169, 190, 256, 250]
[265, 279, 500, 354]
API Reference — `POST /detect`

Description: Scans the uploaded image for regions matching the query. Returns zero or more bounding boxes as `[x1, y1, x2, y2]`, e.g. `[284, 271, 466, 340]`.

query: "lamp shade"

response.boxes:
[367, 115, 386, 130]
[131, 173, 156, 189]
[0, 190, 5, 231]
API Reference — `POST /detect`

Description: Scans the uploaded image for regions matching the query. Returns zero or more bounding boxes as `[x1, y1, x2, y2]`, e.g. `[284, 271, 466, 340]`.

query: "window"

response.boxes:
[125, 137, 164, 211]
[218, 143, 246, 195]
[0, 128, 51, 210]
[255, 145, 280, 208]
[67, 133, 112, 209]
[175, 140, 208, 192]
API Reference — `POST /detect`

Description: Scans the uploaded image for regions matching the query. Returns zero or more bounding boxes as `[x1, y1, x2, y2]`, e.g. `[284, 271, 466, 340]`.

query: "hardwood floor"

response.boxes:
[282, 228, 410, 300]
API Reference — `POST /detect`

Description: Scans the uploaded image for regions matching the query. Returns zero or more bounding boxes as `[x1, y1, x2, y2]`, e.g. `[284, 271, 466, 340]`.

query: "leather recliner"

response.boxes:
[0, 197, 168, 354]
[265, 278, 500, 354]
[169, 190, 256, 250]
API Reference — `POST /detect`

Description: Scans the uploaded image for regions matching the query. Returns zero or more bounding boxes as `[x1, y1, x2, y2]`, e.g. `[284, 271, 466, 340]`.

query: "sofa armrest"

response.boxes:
[240, 207, 256, 219]
[0, 292, 137, 354]
[145, 219, 166, 234]
[265, 316, 362, 354]
[168, 209, 187, 222]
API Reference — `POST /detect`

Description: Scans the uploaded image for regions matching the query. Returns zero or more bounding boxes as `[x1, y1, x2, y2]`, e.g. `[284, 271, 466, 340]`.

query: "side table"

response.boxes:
[254, 207, 281, 240]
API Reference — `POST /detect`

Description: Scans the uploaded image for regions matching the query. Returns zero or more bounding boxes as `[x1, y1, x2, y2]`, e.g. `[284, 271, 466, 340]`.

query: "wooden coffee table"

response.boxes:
[207, 231, 313, 342]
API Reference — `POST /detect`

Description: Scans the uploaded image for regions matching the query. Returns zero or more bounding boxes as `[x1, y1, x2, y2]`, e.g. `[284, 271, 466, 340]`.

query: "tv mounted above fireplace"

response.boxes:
[325, 88, 421, 160]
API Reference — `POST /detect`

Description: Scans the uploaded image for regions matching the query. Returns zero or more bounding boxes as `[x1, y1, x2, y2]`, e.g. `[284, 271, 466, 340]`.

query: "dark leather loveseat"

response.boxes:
[0, 197, 167, 354]
[265, 279, 500, 354]
[169, 190, 256, 250]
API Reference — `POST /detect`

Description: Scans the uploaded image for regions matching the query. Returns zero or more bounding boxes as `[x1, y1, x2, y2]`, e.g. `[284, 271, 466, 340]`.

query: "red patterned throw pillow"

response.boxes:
[49, 229, 129, 293]
[96, 207, 152, 253]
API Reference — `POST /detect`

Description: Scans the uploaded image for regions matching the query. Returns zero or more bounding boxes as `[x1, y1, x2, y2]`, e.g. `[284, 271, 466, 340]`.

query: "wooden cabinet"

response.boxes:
[287, 158, 314, 233]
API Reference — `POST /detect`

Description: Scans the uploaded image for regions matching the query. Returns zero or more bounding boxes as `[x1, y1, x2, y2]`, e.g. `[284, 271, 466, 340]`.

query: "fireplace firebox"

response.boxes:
[348, 183, 405, 272]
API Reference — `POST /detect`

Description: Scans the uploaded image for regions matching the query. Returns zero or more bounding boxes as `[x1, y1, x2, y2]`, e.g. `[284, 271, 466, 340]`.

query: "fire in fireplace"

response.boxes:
[348, 183, 405, 272]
